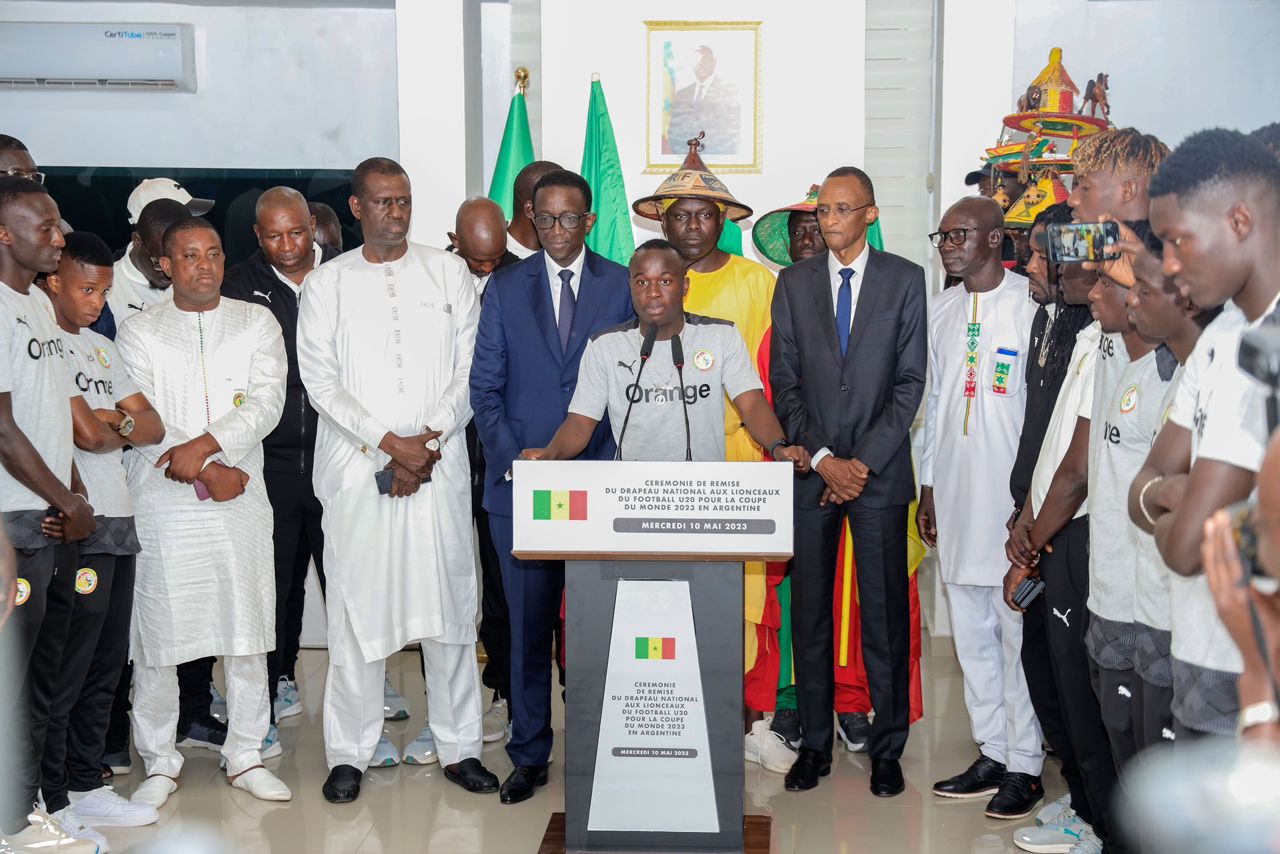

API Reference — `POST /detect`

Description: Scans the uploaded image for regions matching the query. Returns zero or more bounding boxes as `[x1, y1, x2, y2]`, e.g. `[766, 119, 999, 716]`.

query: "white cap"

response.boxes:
[126, 178, 214, 225]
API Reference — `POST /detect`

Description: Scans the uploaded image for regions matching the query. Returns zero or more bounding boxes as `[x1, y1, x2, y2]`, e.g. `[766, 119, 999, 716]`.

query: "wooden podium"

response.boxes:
[513, 461, 792, 854]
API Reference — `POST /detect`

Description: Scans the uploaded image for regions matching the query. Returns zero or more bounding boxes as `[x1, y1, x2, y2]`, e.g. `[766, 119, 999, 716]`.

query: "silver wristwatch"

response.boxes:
[425, 437, 442, 452]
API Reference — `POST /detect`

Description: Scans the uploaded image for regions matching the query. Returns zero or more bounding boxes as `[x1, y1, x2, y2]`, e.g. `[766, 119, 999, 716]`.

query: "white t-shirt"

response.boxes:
[63, 328, 138, 519]
[569, 315, 763, 462]
[1133, 366, 1182, 633]
[1030, 322, 1101, 517]
[0, 283, 73, 512]
[1165, 303, 1270, 674]
[1087, 347, 1170, 623]
[108, 252, 173, 327]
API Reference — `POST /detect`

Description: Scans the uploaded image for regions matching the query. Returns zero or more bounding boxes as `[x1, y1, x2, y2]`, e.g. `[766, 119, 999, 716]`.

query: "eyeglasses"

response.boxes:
[532, 212, 587, 231]
[928, 228, 977, 248]
[815, 202, 873, 218]
[2, 168, 45, 185]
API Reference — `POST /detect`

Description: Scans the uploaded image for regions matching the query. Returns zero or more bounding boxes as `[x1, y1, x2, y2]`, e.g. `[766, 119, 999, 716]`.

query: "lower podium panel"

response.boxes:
[564, 561, 746, 853]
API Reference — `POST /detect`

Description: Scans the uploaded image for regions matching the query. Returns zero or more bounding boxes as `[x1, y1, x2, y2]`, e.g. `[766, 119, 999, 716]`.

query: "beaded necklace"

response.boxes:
[197, 312, 212, 427]
[963, 294, 979, 435]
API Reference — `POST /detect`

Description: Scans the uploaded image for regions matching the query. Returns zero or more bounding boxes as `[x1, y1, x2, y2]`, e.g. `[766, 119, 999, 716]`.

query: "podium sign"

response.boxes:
[512, 460, 792, 561]
[517, 460, 790, 853]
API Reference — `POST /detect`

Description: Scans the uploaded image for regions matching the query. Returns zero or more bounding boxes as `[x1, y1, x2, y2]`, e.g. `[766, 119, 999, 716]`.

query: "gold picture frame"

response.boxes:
[644, 20, 762, 174]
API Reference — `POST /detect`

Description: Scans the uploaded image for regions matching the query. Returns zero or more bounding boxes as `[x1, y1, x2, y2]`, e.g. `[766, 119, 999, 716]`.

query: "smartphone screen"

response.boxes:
[1047, 221, 1121, 264]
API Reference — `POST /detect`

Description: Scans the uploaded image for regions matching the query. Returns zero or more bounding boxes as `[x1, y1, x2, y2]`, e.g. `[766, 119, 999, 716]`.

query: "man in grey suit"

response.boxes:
[769, 166, 927, 796]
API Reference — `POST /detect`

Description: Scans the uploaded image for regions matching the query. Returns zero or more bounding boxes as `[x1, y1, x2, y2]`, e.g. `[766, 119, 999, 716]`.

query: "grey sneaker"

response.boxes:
[770, 708, 802, 748]
[835, 712, 871, 752]
[1066, 829, 1103, 854]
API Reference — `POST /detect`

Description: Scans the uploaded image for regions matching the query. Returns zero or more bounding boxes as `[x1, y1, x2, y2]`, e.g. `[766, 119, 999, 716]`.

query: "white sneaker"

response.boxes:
[1035, 793, 1073, 826]
[1014, 810, 1089, 853]
[274, 677, 302, 721]
[261, 724, 284, 760]
[482, 697, 509, 743]
[68, 787, 158, 828]
[744, 718, 798, 774]
[1065, 829, 1102, 854]
[209, 682, 227, 721]
[383, 674, 409, 721]
[228, 767, 292, 802]
[131, 775, 178, 810]
[6, 808, 99, 853]
[371, 735, 400, 768]
[402, 722, 438, 765]
[50, 806, 110, 854]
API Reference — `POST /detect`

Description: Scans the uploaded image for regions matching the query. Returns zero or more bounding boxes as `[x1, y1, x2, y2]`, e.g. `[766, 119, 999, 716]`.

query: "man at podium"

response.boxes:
[521, 239, 809, 471]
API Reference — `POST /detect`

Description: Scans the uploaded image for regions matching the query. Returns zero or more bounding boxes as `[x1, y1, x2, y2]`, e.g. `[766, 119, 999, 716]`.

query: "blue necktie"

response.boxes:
[836, 267, 854, 358]
[557, 269, 576, 353]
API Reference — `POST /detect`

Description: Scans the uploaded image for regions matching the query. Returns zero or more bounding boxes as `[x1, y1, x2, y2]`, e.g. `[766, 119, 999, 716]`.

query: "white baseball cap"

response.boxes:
[126, 177, 214, 225]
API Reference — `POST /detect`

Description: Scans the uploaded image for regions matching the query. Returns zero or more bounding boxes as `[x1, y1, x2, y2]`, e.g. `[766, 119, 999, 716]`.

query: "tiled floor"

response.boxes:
[95, 637, 1063, 854]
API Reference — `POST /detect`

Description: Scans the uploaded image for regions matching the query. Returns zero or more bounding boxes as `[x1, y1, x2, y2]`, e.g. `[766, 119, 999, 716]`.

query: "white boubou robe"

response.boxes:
[117, 299, 287, 667]
[920, 270, 1038, 586]
[297, 243, 480, 667]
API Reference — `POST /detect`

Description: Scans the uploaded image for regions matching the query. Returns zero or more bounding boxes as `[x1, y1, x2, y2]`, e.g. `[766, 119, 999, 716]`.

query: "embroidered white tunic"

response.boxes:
[117, 299, 287, 666]
[297, 244, 479, 667]
[921, 271, 1037, 586]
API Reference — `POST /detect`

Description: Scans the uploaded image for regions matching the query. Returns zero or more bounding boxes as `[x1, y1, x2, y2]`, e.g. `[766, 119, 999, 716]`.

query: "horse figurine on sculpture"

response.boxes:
[1079, 73, 1110, 120]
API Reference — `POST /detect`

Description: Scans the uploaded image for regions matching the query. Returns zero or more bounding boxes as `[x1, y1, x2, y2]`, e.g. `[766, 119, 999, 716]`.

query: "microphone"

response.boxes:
[671, 334, 692, 461]
[615, 323, 659, 460]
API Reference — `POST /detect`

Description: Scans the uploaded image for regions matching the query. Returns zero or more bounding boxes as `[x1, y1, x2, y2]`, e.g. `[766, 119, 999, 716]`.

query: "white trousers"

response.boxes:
[132, 654, 269, 778]
[945, 583, 1045, 775]
[322, 603, 484, 771]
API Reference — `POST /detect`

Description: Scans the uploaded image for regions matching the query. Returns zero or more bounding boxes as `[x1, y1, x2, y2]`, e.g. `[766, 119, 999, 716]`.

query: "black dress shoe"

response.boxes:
[870, 758, 904, 797]
[500, 765, 550, 804]
[322, 764, 363, 803]
[984, 772, 1043, 819]
[444, 758, 500, 793]
[784, 748, 831, 791]
[932, 755, 1006, 799]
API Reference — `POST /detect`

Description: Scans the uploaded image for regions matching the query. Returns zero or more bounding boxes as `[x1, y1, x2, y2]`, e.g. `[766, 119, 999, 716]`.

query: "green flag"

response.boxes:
[717, 220, 743, 256]
[868, 218, 885, 251]
[581, 78, 634, 265]
[488, 91, 535, 219]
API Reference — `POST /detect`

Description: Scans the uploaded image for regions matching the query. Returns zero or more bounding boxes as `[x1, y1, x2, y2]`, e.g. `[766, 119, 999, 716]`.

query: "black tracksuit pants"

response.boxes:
[265, 471, 325, 724]
[41, 552, 135, 812]
[3, 543, 74, 834]
[1040, 517, 1124, 853]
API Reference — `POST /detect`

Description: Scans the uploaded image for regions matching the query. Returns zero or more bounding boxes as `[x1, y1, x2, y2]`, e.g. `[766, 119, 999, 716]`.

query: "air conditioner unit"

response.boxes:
[0, 22, 196, 92]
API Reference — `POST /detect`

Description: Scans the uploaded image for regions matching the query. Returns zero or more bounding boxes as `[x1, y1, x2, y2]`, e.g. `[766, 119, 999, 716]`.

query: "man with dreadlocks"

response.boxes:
[1001, 202, 1098, 848]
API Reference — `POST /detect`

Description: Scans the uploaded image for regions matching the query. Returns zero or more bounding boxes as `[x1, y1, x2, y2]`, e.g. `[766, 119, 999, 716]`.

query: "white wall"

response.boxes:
[395, 0, 475, 243]
[0, 2, 399, 169]
[538, 0, 866, 267]
[936, 0, 1018, 219]
[1014, 0, 1280, 147]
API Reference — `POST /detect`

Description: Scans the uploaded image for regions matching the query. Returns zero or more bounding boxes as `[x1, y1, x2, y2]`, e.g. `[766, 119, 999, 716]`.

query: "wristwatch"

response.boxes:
[425, 437, 442, 452]
[116, 410, 135, 438]
[1238, 700, 1280, 736]
[768, 438, 790, 457]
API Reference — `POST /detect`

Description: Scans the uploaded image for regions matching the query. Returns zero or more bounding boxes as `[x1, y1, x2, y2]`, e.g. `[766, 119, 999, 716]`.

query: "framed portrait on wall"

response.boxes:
[644, 20, 762, 173]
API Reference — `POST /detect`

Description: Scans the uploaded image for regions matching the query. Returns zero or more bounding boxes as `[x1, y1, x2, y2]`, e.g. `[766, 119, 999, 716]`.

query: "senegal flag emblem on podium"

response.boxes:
[635, 636, 676, 660]
[532, 489, 588, 521]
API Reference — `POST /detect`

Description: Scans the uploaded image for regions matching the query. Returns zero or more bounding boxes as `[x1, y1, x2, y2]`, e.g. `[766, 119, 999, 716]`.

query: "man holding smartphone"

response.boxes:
[298, 157, 497, 804]
[117, 217, 291, 808]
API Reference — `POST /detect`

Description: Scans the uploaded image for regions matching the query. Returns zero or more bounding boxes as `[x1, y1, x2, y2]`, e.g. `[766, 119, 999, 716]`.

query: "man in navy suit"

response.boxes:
[469, 170, 634, 805]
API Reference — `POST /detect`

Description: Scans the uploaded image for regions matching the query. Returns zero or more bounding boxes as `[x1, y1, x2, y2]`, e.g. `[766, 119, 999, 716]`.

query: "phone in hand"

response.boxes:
[375, 468, 394, 495]
[1047, 221, 1121, 264]
[194, 480, 210, 501]
[1012, 576, 1046, 609]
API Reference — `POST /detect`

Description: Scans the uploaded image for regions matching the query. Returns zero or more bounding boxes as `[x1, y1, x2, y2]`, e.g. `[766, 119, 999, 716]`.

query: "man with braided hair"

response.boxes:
[1067, 128, 1170, 224]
